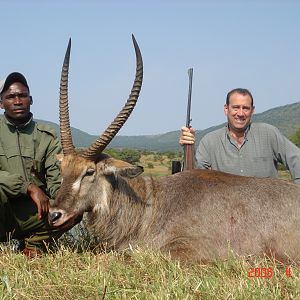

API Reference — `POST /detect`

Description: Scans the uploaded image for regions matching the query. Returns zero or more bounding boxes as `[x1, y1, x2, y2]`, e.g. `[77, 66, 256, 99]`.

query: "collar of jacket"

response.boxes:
[4, 112, 33, 130]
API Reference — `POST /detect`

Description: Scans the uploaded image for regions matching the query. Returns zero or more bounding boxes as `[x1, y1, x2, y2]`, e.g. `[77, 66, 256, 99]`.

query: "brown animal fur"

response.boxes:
[49, 154, 300, 263]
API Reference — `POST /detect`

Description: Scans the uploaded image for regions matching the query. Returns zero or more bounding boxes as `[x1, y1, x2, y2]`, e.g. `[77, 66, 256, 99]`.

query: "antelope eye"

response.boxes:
[85, 168, 95, 176]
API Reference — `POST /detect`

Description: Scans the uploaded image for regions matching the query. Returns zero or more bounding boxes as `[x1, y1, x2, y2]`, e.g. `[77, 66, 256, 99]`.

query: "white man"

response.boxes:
[179, 88, 300, 183]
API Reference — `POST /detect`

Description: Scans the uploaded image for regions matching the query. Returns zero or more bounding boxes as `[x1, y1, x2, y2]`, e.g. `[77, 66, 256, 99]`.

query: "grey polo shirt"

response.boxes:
[195, 122, 300, 184]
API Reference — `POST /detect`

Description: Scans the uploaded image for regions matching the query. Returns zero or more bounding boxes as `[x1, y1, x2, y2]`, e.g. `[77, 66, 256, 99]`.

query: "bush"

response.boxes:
[290, 127, 300, 148]
[147, 162, 154, 169]
[105, 148, 141, 164]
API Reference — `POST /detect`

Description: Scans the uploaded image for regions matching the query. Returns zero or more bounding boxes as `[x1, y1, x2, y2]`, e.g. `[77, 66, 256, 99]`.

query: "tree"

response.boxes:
[105, 148, 141, 164]
[290, 128, 300, 148]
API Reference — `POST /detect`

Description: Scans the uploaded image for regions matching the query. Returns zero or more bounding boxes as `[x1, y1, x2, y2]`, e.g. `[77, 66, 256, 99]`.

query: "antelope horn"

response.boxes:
[81, 34, 143, 160]
[59, 38, 75, 155]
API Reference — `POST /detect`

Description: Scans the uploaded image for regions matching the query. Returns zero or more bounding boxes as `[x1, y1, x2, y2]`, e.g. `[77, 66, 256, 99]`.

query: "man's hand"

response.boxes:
[27, 184, 49, 220]
[179, 126, 196, 145]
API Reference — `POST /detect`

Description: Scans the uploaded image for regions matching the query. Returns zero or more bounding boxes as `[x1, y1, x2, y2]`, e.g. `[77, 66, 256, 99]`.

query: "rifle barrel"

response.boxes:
[186, 68, 193, 128]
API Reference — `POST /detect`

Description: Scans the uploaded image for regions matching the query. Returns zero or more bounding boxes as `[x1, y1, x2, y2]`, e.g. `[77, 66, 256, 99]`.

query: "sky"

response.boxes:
[1, 0, 300, 136]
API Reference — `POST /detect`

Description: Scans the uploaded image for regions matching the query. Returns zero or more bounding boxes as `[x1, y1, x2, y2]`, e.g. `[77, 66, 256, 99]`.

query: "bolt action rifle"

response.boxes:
[171, 68, 195, 174]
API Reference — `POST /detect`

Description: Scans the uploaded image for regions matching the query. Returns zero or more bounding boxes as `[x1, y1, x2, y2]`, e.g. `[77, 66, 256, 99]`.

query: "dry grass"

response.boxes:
[278, 170, 292, 181]
[0, 245, 299, 300]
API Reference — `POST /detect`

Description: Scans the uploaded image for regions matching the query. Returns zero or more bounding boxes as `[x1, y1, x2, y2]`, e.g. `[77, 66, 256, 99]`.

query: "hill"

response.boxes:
[36, 102, 300, 152]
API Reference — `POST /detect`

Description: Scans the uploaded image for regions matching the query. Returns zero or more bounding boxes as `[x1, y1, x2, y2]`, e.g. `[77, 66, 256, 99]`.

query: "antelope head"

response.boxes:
[48, 35, 143, 229]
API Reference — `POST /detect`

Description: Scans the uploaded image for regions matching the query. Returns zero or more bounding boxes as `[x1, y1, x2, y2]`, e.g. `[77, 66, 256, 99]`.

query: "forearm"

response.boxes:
[285, 156, 300, 184]
[274, 133, 300, 183]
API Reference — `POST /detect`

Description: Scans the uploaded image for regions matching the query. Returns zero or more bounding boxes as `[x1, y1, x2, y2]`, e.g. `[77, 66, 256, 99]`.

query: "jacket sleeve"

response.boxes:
[271, 126, 300, 184]
[44, 136, 62, 199]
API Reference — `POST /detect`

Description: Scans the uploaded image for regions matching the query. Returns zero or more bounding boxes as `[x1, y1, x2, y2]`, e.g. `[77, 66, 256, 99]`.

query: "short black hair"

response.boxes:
[226, 88, 254, 106]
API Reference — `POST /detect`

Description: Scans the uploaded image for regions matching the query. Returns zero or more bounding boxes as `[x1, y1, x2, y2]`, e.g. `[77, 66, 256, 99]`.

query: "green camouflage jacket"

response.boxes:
[0, 115, 61, 200]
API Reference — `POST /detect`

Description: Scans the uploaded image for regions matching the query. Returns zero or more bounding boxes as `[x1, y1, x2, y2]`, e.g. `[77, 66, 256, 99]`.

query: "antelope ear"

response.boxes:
[56, 153, 64, 162]
[103, 158, 144, 178]
[118, 165, 144, 178]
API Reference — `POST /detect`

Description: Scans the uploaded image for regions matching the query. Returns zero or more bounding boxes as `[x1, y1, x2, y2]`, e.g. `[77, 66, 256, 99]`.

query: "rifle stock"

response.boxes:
[183, 144, 194, 171]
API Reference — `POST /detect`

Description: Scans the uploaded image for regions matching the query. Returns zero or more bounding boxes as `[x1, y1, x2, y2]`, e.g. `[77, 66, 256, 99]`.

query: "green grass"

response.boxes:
[0, 244, 299, 299]
[140, 153, 182, 177]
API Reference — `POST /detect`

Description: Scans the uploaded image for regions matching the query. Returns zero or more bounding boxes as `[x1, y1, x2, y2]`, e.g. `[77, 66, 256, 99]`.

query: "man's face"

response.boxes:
[224, 92, 255, 133]
[0, 82, 32, 121]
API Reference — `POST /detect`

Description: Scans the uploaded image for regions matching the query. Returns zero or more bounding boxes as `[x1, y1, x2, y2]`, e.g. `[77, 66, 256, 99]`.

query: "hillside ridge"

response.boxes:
[34, 101, 300, 152]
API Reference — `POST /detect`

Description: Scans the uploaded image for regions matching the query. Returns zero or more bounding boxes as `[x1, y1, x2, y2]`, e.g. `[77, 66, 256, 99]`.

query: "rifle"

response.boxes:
[171, 68, 194, 174]
[183, 68, 194, 171]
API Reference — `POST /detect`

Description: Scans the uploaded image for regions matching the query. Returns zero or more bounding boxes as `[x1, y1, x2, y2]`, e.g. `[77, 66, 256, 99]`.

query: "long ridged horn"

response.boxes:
[81, 34, 143, 160]
[59, 38, 75, 155]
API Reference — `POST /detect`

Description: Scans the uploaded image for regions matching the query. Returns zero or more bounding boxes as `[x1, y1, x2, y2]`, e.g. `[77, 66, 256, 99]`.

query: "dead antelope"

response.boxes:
[49, 36, 300, 264]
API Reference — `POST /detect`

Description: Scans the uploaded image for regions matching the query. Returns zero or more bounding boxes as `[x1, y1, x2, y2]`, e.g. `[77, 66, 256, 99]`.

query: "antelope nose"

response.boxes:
[48, 211, 62, 225]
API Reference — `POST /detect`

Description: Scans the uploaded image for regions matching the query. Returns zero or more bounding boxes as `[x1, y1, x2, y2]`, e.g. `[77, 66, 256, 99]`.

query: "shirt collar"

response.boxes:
[4, 112, 33, 129]
[225, 122, 251, 138]
[225, 122, 251, 148]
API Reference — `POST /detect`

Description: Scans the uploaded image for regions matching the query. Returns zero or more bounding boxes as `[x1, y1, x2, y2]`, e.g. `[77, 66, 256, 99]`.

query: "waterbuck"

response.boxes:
[49, 36, 300, 264]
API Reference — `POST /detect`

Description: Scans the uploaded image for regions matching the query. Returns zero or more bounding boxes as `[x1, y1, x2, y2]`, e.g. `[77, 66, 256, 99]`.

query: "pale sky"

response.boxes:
[1, 0, 300, 135]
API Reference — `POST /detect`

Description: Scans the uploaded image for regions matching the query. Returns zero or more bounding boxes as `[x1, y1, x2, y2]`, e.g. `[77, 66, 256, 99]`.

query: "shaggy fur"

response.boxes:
[49, 154, 300, 263]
